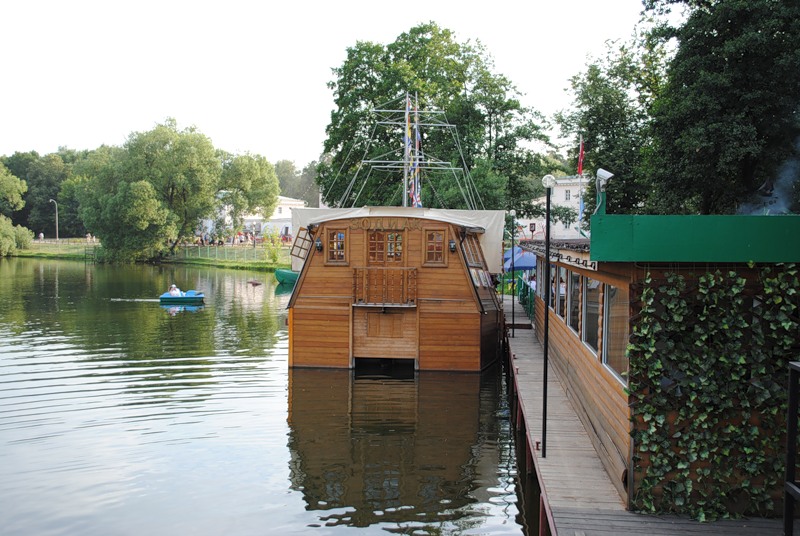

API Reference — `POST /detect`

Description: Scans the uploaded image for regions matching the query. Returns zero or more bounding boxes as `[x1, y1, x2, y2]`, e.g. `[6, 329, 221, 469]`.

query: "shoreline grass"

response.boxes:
[10, 242, 292, 272]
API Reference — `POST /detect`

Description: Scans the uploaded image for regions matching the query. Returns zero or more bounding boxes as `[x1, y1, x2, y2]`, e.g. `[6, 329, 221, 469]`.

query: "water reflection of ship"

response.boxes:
[287, 368, 501, 528]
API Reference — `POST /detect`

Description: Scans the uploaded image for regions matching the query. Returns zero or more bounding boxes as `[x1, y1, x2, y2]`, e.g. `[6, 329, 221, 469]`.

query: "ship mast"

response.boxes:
[403, 92, 410, 207]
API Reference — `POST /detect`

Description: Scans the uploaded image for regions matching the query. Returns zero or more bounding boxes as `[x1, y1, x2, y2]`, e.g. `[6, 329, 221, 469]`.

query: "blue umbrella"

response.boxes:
[503, 246, 522, 262]
[504, 249, 537, 272]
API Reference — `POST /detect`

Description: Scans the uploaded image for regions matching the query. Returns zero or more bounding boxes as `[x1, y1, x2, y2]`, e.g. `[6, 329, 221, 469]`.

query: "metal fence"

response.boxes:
[173, 244, 289, 263]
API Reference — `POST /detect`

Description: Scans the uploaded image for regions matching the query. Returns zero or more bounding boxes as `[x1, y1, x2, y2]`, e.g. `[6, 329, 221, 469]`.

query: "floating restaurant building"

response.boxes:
[286, 207, 506, 372]
[522, 187, 800, 516]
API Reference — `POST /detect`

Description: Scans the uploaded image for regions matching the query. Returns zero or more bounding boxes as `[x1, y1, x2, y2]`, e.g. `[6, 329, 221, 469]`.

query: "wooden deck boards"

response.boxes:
[501, 295, 788, 535]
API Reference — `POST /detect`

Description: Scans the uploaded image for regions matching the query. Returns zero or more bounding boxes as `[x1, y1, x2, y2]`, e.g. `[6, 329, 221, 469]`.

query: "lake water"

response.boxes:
[0, 258, 527, 535]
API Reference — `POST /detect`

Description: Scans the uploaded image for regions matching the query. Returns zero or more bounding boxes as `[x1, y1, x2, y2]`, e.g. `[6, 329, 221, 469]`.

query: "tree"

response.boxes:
[318, 22, 551, 214]
[276, 159, 319, 207]
[645, 0, 800, 214]
[275, 160, 300, 199]
[78, 120, 221, 259]
[121, 119, 221, 251]
[25, 154, 71, 236]
[557, 29, 666, 218]
[1, 151, 39, 226]
[80, 180, 173, 261]
[57, 175, 88, 238]
[298, 161, 320, 207]
[218, 153, 280, 234]
[0, 163, 27, 218]
[0, 164, 33, 255]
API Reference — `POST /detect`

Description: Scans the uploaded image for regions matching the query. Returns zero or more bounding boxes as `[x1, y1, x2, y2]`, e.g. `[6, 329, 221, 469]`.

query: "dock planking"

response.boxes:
[501, 294, 788, 535]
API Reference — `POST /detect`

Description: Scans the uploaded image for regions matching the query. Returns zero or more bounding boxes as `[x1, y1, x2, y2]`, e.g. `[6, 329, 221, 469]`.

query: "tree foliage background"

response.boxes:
[2, 2, 798, 260]
[1, 120, 281, 262]
[560, 0, 800, 219]
[318, 22, 574, 223]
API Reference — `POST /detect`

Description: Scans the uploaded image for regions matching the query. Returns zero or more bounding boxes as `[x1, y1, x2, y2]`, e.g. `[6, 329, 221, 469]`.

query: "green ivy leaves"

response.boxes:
[629, 263, 799, 521]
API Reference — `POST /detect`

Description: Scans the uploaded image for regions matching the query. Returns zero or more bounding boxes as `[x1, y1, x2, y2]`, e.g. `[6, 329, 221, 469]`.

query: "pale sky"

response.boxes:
[1, 0, 645, 167]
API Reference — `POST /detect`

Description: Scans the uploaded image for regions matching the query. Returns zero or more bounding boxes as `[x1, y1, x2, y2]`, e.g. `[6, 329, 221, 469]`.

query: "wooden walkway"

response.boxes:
[501, 295, 788, 535]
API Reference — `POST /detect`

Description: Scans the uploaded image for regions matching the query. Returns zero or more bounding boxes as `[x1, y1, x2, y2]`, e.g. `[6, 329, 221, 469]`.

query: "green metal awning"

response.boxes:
[590, 195, 800, 263]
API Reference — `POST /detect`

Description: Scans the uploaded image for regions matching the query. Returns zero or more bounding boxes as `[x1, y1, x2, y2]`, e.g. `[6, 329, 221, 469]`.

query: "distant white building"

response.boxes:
[517, 175, 590, 241]
[243, 195, 307, 237]
[202, 195, 308, 239]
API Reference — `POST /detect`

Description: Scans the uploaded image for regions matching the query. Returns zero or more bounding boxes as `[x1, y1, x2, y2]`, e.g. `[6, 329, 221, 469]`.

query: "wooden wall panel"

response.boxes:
[419, 312, 481, 371]
[532, 287, 630, 501]
[352, 308, 417, 359]
[290, 306, 351, 368]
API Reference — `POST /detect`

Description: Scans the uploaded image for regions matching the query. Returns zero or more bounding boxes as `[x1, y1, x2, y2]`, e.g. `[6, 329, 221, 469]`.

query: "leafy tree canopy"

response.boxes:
[319, 22, 556, 217]
[218, 152, 280, 233]
[0, 163, 27, 217]
[557, 29, 666, 217]
[275, 159, 319, 207]
[78, 120, 219, 259]
[645, 0, 800, 214]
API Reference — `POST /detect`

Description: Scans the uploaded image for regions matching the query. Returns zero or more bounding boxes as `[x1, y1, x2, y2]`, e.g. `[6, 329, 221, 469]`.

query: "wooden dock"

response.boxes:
[501, 295, 788, 535]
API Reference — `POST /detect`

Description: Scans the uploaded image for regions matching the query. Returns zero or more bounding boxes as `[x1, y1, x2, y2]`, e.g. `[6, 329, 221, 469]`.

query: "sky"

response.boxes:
[1, 0, 646, 168]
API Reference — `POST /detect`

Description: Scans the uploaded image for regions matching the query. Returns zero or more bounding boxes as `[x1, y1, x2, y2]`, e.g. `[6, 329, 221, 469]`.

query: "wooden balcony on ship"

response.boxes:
[353, 267, 417, 307]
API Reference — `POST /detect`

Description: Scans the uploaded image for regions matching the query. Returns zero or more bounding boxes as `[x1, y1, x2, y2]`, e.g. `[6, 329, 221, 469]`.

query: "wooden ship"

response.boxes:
[286, 207, 504, 371]
[286, 95, 505, 371]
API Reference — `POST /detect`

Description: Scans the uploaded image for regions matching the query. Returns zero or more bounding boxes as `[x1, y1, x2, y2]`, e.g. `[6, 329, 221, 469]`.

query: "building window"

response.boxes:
[327, 229, 347, 264]
[549, 264, 557, 310]
[424, 229, 446, 265]
[568, 271, 580, 331]
[603, 283, 629, 383]
[278, 206, 283, 214]
[565, 189, 571, 201]
[582, 276, 600, 353]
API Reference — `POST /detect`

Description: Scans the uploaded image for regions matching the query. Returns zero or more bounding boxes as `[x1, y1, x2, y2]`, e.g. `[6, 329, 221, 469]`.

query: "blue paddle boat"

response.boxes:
[159, 289, 205, 305]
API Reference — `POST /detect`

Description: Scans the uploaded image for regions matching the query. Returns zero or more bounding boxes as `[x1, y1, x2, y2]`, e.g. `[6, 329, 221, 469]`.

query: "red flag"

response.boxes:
[577, 135, 584, 176]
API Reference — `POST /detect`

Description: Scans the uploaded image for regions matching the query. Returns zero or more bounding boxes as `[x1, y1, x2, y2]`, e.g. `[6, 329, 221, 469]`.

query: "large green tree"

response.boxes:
[645, 0, 800, 214]
[1, 151, 39, 227]
[319, 22, 553, 215]
[0, 163, 27, 217]
[79, 120, 221, 260]
[557, 25, 669, 218]
[25, 153, 71, 237]
[0, 163, 33, 256]
[218, 152, 280, 234]
[122, 119, 221, 250]
[275, 159, 319, 207]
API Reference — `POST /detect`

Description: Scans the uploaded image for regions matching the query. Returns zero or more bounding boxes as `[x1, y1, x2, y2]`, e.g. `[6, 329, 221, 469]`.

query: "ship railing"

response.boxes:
[353, 267, 417, 306]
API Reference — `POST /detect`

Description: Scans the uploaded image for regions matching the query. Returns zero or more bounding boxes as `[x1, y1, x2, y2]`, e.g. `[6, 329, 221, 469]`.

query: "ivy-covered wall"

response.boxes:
[628, 263, 799, 521]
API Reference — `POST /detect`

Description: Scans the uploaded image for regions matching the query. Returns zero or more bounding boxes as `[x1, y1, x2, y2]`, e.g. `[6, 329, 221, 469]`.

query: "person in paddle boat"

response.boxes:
[168, 284, 183, 297]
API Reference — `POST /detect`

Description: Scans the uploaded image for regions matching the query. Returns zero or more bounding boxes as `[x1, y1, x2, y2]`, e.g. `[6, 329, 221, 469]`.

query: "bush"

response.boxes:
[14, 225, 33, 250]
[0, 216, 16, 256]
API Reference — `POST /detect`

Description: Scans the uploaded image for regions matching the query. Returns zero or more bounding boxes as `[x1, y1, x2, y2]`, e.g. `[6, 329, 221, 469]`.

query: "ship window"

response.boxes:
[464, 235, 485, 269]
[556, 266, 567, 318]
[368, 231, 386, 263]
[387, 232, 403, 262]
[424, 229, 447, 266]
[582, 276, 600, 353]
[368, 231, 403, 265]
[603, 283, 629, 384]
[326, 228, 347, 264]
[568, 271, 581, 332]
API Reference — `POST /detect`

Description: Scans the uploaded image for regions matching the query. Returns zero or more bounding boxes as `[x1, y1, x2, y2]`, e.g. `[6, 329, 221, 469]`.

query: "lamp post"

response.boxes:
[49, 199, 59, 242]
[509, 209, 516, 338]
[541, 174, 556, 458]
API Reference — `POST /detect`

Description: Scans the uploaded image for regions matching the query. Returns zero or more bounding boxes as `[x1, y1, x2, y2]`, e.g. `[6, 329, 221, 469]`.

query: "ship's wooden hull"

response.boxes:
[287, 212, 503, 372]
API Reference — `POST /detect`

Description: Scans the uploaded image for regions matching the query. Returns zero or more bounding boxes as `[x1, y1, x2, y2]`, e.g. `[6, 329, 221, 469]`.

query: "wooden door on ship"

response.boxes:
[352, 229, 418, 361]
